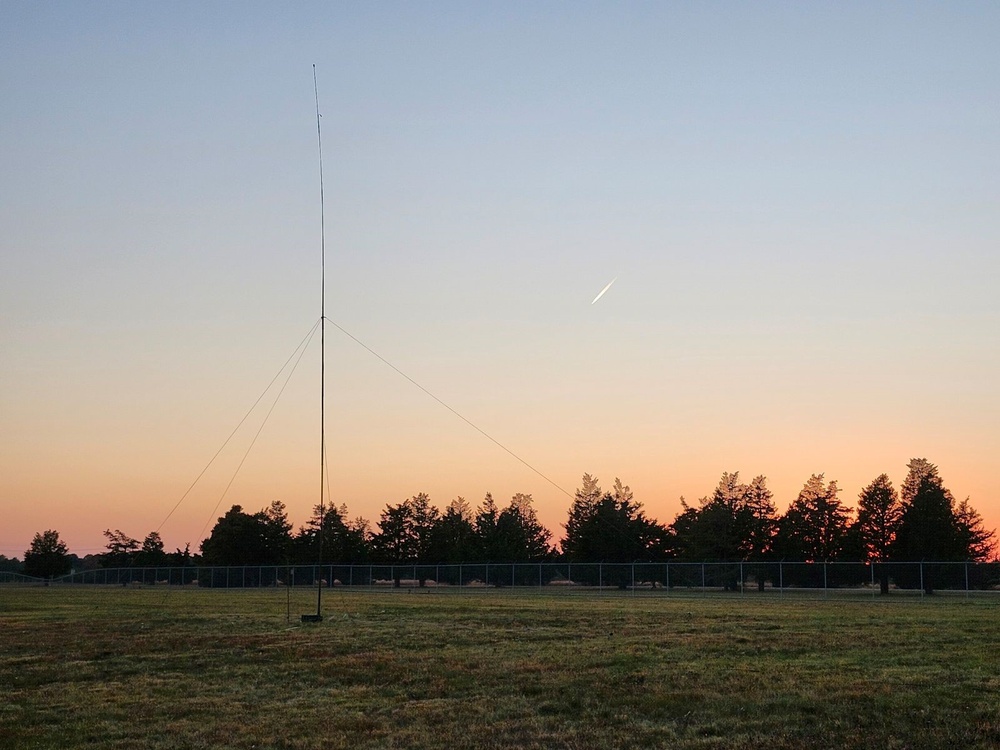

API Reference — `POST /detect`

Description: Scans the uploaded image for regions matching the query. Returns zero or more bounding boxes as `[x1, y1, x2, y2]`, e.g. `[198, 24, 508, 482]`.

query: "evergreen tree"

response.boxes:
[495, 493, 552, 562]
[744, 475, 778, 560]
[954, 497, 997, 562]
[668, 500, 700, 560]
[136, 531, 168, 567]
[427, 497, 480, 563]
[856, 474, 902, 562]
[260, 500, 294, 563]
[855, 474, 901, 594]
[892, 459, 963, 565]
[295, 503, 370, 564]
[900, 458, 940, 506]
[776, 474, 852, 562]
[892, 459, 995, 571]
[370, 493, 440, 564]
[564, 473, 603, 551]
[475, 492, 503, 561]
[564, 476, 669, 569]
[670, 472, 755, 564]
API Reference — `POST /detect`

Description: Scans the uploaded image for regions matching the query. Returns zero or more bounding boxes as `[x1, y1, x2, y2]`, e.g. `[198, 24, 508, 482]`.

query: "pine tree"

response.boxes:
[495, 493, 552, 564]
[893, 460, 962, 559]
[744, 475, 777, 560]
[137, 531, 168, 567]
[856, 474, 902, 561]
[427, 497, 479, 564]
[565, 477, 669, 582]
[954, 497, 997, 562]
[892, 460, 964, 593]
[563, 474, 602, 555]
[296, 503, 369, 564]
[856, 473, 902, 594]
[671, 472, 754, 564]
[778, 474, 851, 562]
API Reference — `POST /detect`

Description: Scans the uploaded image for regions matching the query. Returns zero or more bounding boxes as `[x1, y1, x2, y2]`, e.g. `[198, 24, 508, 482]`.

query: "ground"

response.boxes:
[2, 586, 999, 749]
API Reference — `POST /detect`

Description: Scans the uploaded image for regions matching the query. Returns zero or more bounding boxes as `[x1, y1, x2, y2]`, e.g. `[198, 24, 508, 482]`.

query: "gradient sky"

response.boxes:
[2, 2, 998, 558]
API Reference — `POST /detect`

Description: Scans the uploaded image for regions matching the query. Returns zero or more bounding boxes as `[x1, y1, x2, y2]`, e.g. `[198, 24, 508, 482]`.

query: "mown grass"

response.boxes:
[1, 586, 998, 749]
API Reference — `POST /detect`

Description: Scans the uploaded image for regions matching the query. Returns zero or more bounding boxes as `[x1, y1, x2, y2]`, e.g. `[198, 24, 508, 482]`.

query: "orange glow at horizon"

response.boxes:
[4, 406, 997, 558]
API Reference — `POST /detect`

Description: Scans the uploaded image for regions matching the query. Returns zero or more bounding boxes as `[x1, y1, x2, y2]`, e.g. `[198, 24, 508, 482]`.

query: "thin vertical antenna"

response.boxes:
[313, 64, 327, 621]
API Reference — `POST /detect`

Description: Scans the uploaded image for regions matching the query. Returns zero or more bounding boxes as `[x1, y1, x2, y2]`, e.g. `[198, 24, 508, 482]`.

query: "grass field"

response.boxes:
[2, 586, 999, 749]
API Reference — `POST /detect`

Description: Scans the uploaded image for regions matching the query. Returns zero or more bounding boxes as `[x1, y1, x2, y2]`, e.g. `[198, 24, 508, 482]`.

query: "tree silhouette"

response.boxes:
[497, 493, 552, 562]
[477, 493, 551, 562]
[200, 504, 294, 566]
[101, 529, 140, 568]
[954, 497, 996, 562]
[893, 461, 962, 559]
[563, 473, 603, 552]
[295, 503, 370, 565]
[24, 530, 71, 579]
[137, 531, 168, 567]
[564, 477, 669, 587]
[892, 460, 966, 593]
[371, 493, 440, 586]
[776, 474, 852, 562]
[426, 497, 479, 567]
[0, 555, 24, 574]
[744, 475, 778, 560]
[855, 474, 901, 594]
[669, 473, 762, 590]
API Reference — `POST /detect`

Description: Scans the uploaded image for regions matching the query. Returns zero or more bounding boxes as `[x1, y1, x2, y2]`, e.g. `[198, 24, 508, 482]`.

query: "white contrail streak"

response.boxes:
[591, 277, 617, 304]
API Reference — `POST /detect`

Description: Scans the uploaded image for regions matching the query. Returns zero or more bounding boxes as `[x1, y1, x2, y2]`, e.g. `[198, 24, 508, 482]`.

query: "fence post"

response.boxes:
[665, 562, 670, 592]
[599, 563, 603, 590]
[631, 562, 635, 594]
[823, 562, 827, 596]
[539, 563, 543, 590]
[701, 563, 706, 592]
[740, 562, 744, 595]
[919, 562, 924, 597]
[965, 562, 969, 599]
[779, 562, 783, 594]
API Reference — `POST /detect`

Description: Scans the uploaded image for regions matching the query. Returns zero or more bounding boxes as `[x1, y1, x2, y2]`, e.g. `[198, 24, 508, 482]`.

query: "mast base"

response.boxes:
[300, 614, 323, 623]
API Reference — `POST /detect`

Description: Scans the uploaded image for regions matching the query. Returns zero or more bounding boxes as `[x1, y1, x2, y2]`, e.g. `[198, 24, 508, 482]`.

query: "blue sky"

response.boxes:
[2, 2, 998, 554]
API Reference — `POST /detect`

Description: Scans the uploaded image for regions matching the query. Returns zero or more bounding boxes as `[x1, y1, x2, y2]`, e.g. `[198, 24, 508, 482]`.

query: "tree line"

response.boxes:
[13, 459, 996, 586]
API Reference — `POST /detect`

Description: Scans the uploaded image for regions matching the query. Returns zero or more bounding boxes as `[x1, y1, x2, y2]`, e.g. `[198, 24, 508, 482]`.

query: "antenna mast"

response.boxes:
[304, 64, 327, 623]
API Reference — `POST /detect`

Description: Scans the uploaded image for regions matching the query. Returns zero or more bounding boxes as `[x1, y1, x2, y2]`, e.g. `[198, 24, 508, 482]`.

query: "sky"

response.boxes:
[2, 2, 998, 558]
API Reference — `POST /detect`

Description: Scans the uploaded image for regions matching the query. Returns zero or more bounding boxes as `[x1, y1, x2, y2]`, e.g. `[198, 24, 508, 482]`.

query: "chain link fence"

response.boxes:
[26, 560, 1000, 595]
